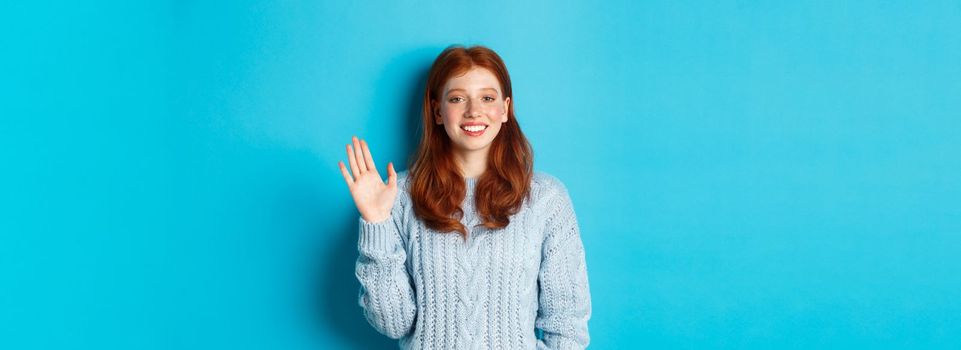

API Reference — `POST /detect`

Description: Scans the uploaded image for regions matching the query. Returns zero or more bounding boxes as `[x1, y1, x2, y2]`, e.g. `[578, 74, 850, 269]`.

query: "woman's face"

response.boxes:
[433, 66, 511, 155]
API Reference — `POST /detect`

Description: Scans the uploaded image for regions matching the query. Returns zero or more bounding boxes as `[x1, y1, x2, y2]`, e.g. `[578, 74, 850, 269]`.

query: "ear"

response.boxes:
[501, 97, 511, 123]
[432, 100, 442, 125]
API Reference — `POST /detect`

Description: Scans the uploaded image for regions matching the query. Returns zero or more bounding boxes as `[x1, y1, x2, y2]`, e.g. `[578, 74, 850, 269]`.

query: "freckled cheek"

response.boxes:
[440, 106, 461, 121]
[484, 105, 504, 115]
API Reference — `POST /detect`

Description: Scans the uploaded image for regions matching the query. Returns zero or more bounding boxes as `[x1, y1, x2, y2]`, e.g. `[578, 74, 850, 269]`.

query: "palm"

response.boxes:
[338, 136, 398, 223]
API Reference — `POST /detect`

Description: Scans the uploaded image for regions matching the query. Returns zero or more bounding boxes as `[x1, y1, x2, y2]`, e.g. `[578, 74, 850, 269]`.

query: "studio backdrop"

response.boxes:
[2, 1, 959, 349]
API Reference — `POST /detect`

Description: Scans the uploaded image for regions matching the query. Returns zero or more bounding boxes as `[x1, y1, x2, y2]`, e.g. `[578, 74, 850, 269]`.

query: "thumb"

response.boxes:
[387, 162, 397, 187]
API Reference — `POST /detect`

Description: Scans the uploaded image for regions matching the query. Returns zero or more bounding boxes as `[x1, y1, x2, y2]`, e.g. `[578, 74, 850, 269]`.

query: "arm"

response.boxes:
[535, 183, 592, 349]
[354, 196, 417, 339]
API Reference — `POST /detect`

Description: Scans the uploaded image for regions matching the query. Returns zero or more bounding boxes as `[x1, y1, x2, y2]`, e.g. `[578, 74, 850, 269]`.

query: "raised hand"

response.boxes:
[339, 136, 398, 223]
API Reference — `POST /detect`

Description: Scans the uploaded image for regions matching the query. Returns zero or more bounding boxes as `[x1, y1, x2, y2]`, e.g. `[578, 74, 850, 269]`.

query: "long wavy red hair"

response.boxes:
[408, 45, 534, 240]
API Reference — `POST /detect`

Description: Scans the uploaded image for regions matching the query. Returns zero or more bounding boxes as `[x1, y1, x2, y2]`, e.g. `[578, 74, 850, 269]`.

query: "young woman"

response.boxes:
[338, 45, 591, 349]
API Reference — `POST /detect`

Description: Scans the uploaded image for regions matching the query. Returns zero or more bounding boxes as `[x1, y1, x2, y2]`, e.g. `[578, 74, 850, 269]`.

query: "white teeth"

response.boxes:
[462, 125, 487, 132]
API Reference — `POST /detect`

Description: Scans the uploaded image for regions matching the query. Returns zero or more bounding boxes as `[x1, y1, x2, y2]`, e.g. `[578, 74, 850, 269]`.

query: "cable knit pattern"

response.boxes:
[355, 170, 591, 349]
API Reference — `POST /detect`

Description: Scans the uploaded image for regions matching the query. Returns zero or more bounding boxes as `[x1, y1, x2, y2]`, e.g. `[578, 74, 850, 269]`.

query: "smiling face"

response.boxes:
[433, 66, 511, 156]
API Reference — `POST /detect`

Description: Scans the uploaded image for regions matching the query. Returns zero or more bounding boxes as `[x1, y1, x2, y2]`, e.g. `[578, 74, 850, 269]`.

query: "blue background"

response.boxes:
[2, 1, 960, 349]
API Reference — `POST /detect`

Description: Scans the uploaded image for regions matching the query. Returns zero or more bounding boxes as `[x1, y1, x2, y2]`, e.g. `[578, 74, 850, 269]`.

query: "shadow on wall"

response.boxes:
[310, 46, 439, 348]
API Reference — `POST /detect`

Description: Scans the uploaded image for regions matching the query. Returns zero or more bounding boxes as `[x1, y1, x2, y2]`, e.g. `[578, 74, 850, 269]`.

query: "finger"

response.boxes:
[338, 161, 354, 187]
[387, 162, 397, 187]
[346, 143, 361, 178]
[352, 136, 367, 173]
[360, 139, 377, 173]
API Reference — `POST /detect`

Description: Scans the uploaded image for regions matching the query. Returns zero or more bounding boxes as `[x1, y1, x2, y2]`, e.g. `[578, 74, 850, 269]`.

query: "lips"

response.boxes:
[460, 123, 488, 136]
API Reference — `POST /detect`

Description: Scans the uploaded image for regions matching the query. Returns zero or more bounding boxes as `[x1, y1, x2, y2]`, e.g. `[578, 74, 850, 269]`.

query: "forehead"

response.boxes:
[443, 67, 501, 93]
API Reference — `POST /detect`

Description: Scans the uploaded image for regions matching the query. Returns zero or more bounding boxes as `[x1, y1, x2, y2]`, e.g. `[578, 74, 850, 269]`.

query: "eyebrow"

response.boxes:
[445, 87, 500, 95]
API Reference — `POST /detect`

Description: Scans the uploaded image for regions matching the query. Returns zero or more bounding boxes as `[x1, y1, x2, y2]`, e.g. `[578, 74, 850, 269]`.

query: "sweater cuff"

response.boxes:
[358, 215, 398, 254]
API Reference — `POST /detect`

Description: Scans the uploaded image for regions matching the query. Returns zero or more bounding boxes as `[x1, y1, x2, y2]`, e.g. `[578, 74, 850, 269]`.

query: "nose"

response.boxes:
[465, 101, 482, 118]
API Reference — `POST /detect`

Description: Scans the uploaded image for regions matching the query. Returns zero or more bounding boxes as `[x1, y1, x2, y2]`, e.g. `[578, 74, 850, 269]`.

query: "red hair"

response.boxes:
[407, 45, 534, 240]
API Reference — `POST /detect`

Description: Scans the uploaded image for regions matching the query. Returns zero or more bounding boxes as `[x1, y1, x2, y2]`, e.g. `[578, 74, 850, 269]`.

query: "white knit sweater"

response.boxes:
[355, 170, 591, 349]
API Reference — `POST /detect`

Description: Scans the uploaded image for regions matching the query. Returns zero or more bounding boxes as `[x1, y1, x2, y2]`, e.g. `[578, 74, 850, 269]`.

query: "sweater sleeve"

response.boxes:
[354, 193, 417, 339]
[535, 181, 592, 349]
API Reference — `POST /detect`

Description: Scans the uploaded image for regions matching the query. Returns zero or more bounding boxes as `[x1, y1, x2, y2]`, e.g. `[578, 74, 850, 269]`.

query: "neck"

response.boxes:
[453, 147, 488, 178]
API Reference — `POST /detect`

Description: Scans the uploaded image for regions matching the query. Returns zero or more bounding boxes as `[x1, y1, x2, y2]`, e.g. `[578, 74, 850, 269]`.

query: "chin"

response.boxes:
[455, 140, 493, 151]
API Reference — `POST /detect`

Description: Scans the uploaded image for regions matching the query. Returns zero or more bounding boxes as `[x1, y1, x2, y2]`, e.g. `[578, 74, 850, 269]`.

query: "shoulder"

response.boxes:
[396, 169, 411, 187]
[530, 170, 573, 206]
[393, 170, 412, 204]
[530, 172, 580, 237]
[532, 170, 569, 193]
